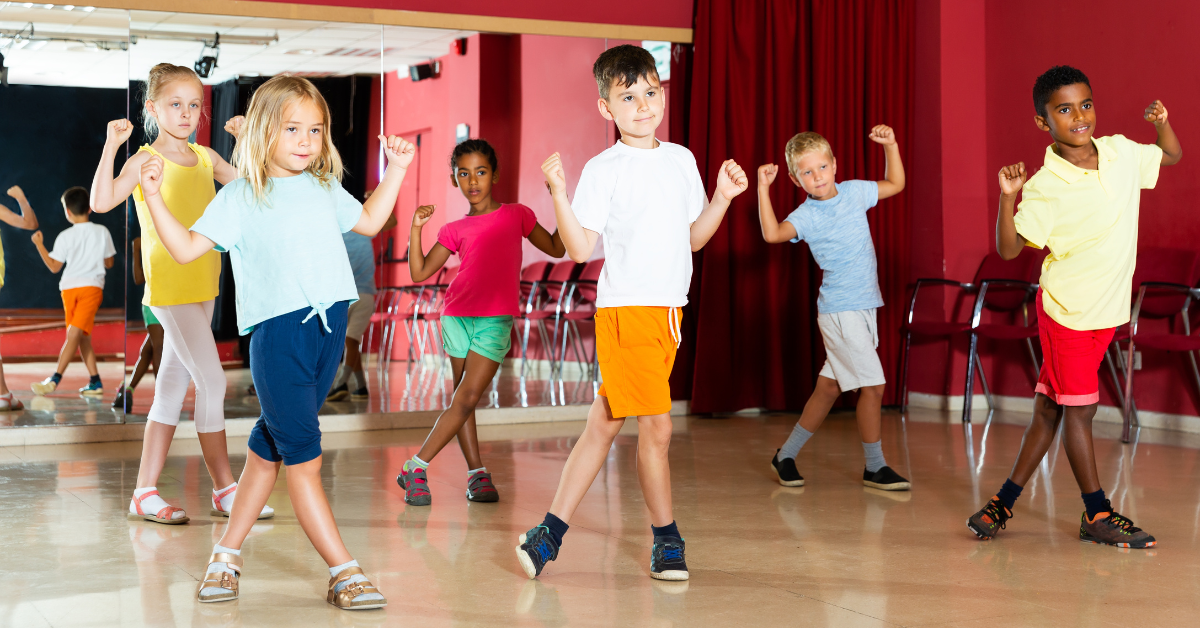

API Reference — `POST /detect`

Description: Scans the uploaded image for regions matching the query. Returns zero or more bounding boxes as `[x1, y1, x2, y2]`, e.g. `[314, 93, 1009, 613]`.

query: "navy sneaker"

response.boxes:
[771, 450, 805, 487]
[863, 466, 911, 491]
[350, 387, 370, 401]
[326, 384, 350, 402]
[650, 535, 688, 581]
[515, 525, 559, 579]
[79, 380, 103, 397]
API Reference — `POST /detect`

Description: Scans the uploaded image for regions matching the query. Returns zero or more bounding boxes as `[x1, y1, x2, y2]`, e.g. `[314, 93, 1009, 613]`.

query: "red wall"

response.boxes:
[908, 0, 1200, 417]
[255, 0, 693, 29]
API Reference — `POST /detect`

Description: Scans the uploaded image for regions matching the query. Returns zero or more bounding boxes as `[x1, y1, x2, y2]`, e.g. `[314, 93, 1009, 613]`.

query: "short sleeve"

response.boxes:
[48, 231, 69, 263]
[1134, 140, 1163, 189]
[102, 227, 116, 258]
[784, 208, 806, 244]
[571, 159, 611, 234]
[332, 183, 364, 233]
[190, 183, 243, 253]
[1012, 182, 1053, 249]
[857, 180, 880, 211]
[686, 153, 708, 223]
[518, 204, 538, 237]
[436, 221, 460, 254]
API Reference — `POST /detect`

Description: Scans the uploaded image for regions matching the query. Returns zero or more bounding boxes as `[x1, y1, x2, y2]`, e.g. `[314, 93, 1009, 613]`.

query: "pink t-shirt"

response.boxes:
[437, 203, 538, 317]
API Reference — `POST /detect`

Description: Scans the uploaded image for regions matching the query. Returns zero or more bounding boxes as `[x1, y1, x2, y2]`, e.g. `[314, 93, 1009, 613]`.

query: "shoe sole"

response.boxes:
[197, 593, 238, 603]
[650, 570, 689, 581]
[326, 391, 350, 402]
[210, 509, 276, 519]
[515, 544, 539, 579]
[31, 384, 55, 395]
[328, 600, 388, 611]
[466, 491, 499, 502]
[127, 512, 190, 525]
[770, 462, 805, 487]
[1079, 534, 1156, 549]
[864, 480, 911, 491]
[350, 394, 370, 400]
[966, 519, 996, 540]
[80, 390, 104, 397]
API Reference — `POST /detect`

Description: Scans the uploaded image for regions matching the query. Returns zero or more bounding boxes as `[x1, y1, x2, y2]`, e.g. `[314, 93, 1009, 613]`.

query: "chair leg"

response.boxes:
[974, 352, 994, 409]
[1025, 338, 1041, 376]
[520, 318, 532, 382]
[1188, 351, 1200, 414]
[1122, 340, 1136, 443]
[899, 332, 912, 413]
[1104, 343, 1126, 408]
[963, 333, 978, 422]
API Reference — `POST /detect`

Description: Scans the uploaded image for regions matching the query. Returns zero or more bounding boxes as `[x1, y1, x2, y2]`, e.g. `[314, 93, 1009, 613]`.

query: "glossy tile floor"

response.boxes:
[2, 408, 1197, 627]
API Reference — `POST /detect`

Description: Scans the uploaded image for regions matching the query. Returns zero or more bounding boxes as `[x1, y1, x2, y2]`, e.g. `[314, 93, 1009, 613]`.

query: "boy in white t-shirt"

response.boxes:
[30, 186, 116, 396]
[516, 45, 748, 582]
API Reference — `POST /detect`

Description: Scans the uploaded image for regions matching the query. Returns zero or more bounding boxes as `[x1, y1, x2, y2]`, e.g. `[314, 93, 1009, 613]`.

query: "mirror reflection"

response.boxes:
[0, 4, 128, 426]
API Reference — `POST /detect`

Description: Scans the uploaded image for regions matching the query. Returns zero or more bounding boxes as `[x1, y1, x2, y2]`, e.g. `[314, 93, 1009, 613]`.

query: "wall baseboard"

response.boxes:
[907, 392, 1200, 435]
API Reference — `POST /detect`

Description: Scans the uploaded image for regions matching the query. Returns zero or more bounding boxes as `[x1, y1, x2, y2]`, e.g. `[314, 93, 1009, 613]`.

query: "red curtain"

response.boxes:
[680, 0, 914, 412]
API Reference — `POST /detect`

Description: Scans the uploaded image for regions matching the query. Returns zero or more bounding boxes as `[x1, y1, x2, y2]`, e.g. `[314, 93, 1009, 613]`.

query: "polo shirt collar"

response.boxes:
[1042, 137, 1117, 184]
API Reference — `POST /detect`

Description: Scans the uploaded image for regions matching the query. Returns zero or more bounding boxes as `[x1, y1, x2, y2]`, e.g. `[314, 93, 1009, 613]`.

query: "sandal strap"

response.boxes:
[201, 571, 239, 587]
[329, 566, 365, 587]
[212, 484, 237, 508]
[131, 489, 160, 515]
[209, 553, 243, 570]
[154, 505, 185, 521]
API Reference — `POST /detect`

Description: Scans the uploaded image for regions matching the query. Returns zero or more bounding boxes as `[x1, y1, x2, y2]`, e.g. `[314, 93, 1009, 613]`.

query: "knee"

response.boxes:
[452, 384, 487, 409]
[638, 417, 673, 450]
[1033, 394, 1061, 423]
[198, 367, 227, 395]
[859, 384, 885, 401]
[815, 377, 841, 400]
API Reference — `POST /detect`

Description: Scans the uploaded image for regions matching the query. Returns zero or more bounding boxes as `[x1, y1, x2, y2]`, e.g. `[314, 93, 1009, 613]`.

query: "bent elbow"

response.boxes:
[569, 252, 590, 264]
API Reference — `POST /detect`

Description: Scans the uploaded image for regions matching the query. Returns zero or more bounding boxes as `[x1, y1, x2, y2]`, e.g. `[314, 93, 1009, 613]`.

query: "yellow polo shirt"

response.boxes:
[1014, 135, 1162, 331]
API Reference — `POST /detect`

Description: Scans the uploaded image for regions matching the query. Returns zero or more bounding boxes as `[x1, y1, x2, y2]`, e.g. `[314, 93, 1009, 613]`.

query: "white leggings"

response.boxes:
[146, 300, 227, 433]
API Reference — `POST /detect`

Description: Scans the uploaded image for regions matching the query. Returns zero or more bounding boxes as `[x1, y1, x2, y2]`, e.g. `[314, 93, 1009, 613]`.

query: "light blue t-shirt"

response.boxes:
[191, 173, 363, 335]
[342, 231, 376, 295]
[784, 180, 883, 314]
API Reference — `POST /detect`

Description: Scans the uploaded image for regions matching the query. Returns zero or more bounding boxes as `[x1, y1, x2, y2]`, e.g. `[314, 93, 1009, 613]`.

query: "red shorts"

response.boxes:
[1034, 290, 1115, 406]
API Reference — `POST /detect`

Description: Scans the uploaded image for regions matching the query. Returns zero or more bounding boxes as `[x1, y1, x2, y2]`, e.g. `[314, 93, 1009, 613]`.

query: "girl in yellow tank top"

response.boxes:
[90, 63, 272, 525]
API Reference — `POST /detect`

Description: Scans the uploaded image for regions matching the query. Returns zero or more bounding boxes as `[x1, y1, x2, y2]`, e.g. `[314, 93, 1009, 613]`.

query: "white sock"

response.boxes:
[201, 544, 241, 597]
[212, 481, 274, 517]
[130, 486, 185, 520]
[330, 559, 385, 603]
[467, 466, 487, 477]
[409, 454, 429, 469]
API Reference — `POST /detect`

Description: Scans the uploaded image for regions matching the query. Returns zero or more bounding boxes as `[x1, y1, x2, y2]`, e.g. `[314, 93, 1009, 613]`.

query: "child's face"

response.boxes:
[271, 98, 325, 176]
[598, 75, 664, 141]
[1035, 83, 1095, 147]
[148, 79, 204, 141]
[788, 150, 837, 199]
[452, 152, 497, 203]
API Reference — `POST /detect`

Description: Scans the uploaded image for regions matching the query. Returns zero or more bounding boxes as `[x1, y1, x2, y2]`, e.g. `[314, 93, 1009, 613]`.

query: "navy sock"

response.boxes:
[51, 373, 63, 384]
[89, 374, 101, 385]
[1082, 489, 1108, 520]
[996, 479, 1023, 510]
[652, 521, 680, 539]
[541, 513, 569, 547]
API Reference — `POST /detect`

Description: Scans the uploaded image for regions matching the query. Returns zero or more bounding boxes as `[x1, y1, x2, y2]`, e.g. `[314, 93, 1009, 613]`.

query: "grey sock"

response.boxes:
[351, 369, 367, 391]
[333, 366, 350, 389]
[779, 424, 814, 461]
[863, 441, 886, 473]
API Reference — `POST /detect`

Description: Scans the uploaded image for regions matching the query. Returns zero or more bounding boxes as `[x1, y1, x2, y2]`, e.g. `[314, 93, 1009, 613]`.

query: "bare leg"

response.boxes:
[1008, 393, 1063, 486]
[344, 338, 363, 373]
[447, 356, 485, 470]
[0, 353, 9, 396]
[798, 375, 842, 433]
[129, 325, 164, 390]
[416, 351, 501, 463]
[855, 384, 886, 444]
[54, 326, 85, 375]
[636, 413, 674, 527]
[217, 449, 280, 551]
[1061, 403, 1102, 494]
[197, 431, 236, 488]
[78, 334, 99, 377]
[136, 420, 178, 488]
[549, 396, 625, 523]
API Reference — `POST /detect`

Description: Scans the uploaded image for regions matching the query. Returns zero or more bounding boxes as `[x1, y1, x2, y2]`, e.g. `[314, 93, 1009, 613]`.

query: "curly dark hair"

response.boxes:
[60, 186, 90, 216]
[450, 138, 498, 174]
[593, 44, 659, 100]
[1033, 65, 1091, 117]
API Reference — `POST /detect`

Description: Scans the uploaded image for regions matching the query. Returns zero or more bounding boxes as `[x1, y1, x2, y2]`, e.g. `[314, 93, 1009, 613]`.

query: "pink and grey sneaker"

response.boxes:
[396, 462, 432, 506]
[466, 470, 499, 503]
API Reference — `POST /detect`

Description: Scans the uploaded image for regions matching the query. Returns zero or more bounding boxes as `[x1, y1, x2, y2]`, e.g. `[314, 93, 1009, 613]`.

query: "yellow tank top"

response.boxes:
[132, 143, 222, 306]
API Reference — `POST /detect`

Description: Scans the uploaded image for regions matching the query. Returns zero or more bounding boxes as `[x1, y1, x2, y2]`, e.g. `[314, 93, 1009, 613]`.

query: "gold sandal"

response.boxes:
[327, 567, 387, 610]
[196, 552, 242, 603]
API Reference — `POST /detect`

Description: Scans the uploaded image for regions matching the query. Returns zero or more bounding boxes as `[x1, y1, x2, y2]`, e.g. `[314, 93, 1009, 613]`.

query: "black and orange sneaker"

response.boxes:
[967, 496, 1012, 540]
[1080, 500, 1156, 548]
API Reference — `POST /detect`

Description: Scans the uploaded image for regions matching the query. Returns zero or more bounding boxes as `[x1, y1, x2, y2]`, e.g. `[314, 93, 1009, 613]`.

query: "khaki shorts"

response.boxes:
[817, 308, 886, 392]
[345, 293, 374, 341]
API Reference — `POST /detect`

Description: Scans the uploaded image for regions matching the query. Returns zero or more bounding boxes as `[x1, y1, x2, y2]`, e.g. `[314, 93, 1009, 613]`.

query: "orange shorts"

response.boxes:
[595, 306, 680, 418]
[62, 286, 103, 336]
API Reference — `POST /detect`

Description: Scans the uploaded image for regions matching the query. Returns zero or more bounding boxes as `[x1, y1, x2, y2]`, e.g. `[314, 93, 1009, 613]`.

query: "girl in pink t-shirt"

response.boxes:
[397, 139, 564, 506]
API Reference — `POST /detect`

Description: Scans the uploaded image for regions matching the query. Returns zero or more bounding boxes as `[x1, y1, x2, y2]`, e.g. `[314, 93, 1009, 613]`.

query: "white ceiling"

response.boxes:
[0, 3, 473, 89]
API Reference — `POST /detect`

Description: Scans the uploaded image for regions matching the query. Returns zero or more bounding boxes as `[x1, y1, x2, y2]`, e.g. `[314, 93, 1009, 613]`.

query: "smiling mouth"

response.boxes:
[1071, 125, 1090, 133]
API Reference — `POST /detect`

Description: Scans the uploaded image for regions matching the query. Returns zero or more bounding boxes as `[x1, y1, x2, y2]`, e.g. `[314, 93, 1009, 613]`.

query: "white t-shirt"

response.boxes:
[49, 222, 116, 291]
[572, 140, 707, 308]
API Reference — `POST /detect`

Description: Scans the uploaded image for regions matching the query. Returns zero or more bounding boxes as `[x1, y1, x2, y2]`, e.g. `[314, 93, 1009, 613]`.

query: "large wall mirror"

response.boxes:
[2, 3, 674, 431]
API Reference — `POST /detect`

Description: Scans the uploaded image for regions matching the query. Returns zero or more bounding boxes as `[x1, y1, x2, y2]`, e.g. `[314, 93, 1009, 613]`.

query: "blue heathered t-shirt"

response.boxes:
[342, 231, 376, 295]
[784, 180, 884, 314]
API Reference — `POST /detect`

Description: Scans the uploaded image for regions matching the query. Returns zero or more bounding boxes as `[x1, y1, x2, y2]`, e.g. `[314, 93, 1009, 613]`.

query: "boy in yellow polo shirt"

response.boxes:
[968, 66, 1181, 548]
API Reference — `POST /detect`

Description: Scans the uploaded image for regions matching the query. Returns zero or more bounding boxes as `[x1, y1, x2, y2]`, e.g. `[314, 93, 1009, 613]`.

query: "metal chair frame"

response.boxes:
[962, 279, 1041, 422]
[1121, 282, 1200, 442]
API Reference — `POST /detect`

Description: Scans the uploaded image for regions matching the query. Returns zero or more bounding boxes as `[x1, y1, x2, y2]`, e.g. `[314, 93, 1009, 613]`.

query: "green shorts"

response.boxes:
[441, 315, 513, 364]
[142, 304, 160, 326]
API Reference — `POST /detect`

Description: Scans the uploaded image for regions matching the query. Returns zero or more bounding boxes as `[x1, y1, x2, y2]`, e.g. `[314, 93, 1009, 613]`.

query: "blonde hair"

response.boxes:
[142, 63, 204, 139]
[784, 132, 834, 176]
[232, 75, 343, 202]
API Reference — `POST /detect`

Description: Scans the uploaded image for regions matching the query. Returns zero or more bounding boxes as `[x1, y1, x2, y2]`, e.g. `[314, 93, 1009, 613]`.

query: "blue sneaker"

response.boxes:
[79, 381, 103, 397]
[650, 535, 688, 581]
[515, 525, 559, 579]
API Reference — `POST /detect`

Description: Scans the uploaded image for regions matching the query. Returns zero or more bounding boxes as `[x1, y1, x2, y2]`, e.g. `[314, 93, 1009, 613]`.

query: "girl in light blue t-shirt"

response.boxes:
[139, 75, 415, 611]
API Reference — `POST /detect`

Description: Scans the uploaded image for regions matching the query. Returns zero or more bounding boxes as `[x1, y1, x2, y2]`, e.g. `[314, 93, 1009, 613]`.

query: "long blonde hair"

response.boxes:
[233, 75, 343, 202]
[143, 63, 204, 139]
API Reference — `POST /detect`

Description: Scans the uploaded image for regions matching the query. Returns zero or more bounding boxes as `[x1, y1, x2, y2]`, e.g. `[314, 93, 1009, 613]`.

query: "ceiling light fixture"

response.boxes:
[194, 33, 219, 78]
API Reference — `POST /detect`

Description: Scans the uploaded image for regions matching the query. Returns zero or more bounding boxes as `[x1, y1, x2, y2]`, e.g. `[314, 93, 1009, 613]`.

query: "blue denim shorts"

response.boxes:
[247, 301, 348, 466]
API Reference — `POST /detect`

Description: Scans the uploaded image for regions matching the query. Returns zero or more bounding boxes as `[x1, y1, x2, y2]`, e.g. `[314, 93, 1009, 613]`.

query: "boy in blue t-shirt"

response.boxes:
[756, 127, 909, 490]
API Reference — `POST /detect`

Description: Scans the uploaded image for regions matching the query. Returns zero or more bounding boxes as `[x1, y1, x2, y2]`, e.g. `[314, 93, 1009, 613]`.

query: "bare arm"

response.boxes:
[353, 135, 414, 236]
[690, 159, 749, 251]
[996, 162, 1028, 261]
[541, 153, 600, 263]
[755, 164, 798, 244]
[205, 146, 239, 186]
[104, 256, 114, 269]
[527, 224, 566, 258]
[139, 157, 216, 264]
[30, 231, 63, 273]
[407, 205, 452, 282]
[869, 125, 906, 200]
[1145, 101, 1181, 166]
[90, 119, 143, 213]
[1, 186, 39, 230]
[132, 238, 145, 285]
